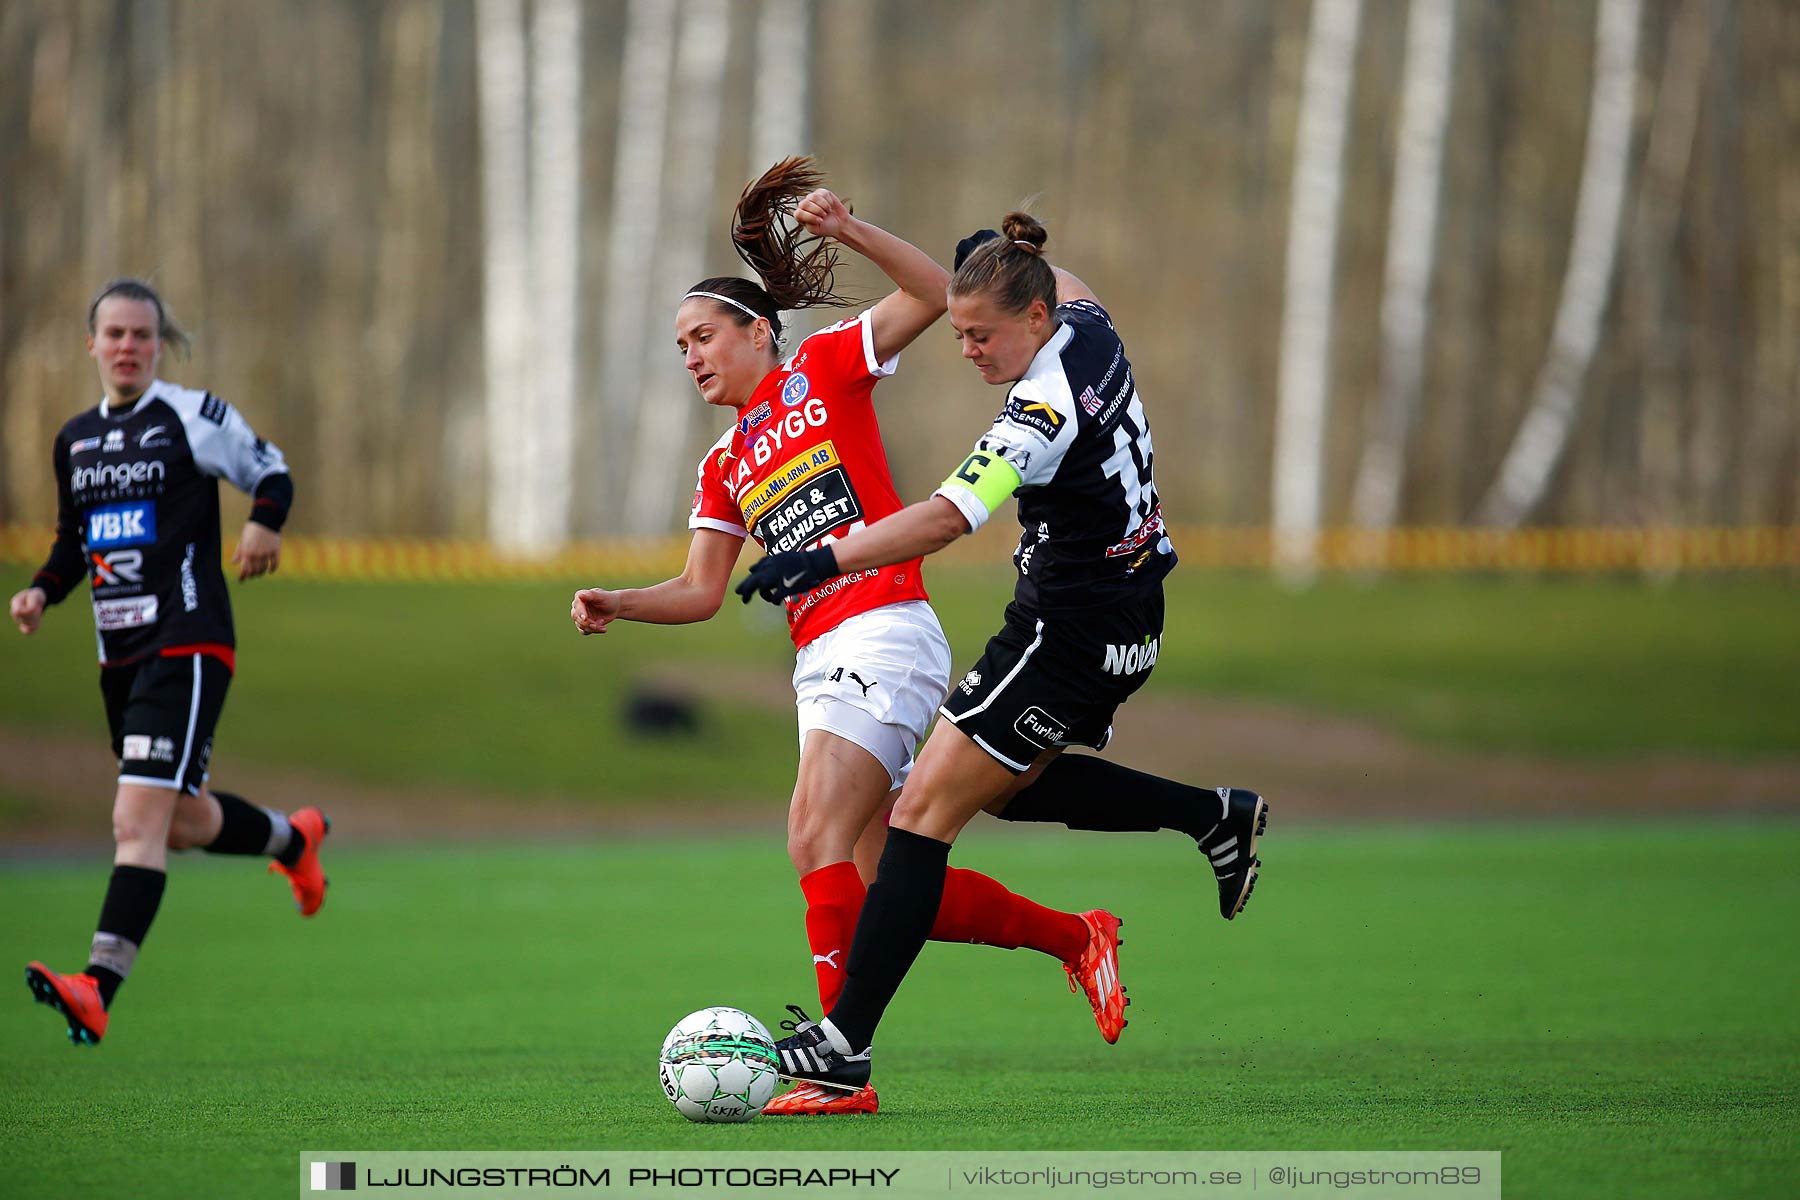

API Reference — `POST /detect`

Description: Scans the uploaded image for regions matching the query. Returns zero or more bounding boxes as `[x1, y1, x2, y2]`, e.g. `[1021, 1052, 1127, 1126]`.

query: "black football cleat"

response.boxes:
[774, 1005, 872, 1094]
[1199, 788, 1268, 920]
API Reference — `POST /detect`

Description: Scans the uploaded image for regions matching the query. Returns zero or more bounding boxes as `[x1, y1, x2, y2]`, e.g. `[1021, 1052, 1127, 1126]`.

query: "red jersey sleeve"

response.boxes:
[793, 310, 897, 389]
[688, 430, 748, 538]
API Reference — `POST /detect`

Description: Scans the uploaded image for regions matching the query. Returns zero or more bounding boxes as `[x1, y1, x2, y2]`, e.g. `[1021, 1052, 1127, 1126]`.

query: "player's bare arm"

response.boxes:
[736, 497, 968, 606]
[793, 188, 949, 364]
[574, 528, 744, 634]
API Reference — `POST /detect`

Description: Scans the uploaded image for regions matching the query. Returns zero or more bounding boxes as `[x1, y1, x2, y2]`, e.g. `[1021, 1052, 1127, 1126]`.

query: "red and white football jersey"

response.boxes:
[690, 311, 929, 649]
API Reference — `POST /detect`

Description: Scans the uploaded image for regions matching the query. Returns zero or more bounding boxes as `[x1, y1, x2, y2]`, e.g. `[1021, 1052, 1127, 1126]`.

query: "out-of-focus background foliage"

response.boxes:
[4, 0, 1795, 546]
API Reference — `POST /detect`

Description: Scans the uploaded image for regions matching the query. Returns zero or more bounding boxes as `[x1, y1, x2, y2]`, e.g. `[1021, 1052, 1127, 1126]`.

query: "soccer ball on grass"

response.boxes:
[658, 1007, 780, 1123]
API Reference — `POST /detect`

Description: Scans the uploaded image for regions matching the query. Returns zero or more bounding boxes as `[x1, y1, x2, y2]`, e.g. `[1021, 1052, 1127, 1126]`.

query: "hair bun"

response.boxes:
[1000, 211, 1047, 254]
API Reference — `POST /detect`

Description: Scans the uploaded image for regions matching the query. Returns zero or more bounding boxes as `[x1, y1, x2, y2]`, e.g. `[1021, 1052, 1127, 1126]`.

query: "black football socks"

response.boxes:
[824, 827, 951, 1052]
[205, 790, 304, 866]
[86, 865, 166, 1008]
[998, 754, 1225, 841]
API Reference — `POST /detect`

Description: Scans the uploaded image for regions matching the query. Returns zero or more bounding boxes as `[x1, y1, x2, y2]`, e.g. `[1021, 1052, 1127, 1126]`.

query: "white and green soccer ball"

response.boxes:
[658, 1007, 780, 1123]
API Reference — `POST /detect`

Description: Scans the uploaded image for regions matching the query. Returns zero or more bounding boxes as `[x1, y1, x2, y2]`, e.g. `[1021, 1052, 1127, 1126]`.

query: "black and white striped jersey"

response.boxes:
[940, 300, 1176, 613]
[32, 379, 292, 665]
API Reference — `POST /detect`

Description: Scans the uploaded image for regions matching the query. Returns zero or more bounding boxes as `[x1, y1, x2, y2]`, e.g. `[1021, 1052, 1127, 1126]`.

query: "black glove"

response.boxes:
[953, 228, 1001, 271]
[735, 545, 841, 605]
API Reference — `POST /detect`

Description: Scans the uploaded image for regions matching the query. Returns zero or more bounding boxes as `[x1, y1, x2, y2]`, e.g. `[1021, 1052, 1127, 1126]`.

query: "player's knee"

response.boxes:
[112, 807, 162, 851]
[785, 826, 833, 875]
[786, 810, 856, 876]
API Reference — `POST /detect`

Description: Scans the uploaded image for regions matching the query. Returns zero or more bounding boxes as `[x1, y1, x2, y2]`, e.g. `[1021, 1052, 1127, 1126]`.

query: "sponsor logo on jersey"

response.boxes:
[200, 394, 229, 425]
[73, 458, 166, 493]
[738, 438, 840, 527]
[1002, 395, 1064, 440]
[1102, 635, 1160, 676]
[94, 594, 158, 630]
[122, 734, 153, 761]
[752, 467, 864, 556]
[1014, 705, 1069, 748]
[788, 567, 879, 617]
[1079, 386, 1103, 416]
[976, 437, 1032, 473]
[91, 548, 145, 586]
[738, 400, 772, 434]
[781, 372, 811, 407]
[181, 543, 199, 612]
[138, 425, 170, 449]
[103, 428, 126, 453]
[738, 395, 830, 475]
[1105, 504, 1165, 558]
[71, 436, 103, 454]
[87, 503, 156, 549]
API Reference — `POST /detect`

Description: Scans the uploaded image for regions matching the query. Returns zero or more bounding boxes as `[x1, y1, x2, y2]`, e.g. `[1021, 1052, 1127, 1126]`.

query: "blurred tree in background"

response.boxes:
[2, 0, 1794, 545]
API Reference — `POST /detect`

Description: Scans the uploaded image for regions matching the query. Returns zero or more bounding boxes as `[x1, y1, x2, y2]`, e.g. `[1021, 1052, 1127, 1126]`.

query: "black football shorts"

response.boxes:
[939, 590, 1165, 773]
[100, 652, 232, 796]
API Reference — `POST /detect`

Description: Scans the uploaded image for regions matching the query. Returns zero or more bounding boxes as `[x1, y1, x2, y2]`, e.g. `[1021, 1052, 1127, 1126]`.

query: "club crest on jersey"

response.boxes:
[739, 400, 772, 434]
[781, 372, 811, 408]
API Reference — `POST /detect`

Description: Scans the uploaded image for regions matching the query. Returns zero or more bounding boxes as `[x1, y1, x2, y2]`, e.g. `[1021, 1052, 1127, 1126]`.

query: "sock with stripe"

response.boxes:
[204, 791, 303, 865]
[826, 827, 950, 1052]
[997, 754, 1226, 841]
[85, 865, 166, 1009]
[799, 861, 864, 1011]
[933, 867, 1088, 962]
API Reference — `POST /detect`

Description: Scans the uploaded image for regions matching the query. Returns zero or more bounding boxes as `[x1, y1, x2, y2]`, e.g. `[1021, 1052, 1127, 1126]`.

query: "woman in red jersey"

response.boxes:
[571, 160, 1115, 1116]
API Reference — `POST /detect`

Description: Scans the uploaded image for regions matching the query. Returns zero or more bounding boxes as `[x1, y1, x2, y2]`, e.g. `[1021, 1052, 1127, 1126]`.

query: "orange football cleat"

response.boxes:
[269, 807, 331, 916]
[25, 962, 108, 1046]
[1064, 909, 1128, 1044]
[763, 1082, 880, 1116]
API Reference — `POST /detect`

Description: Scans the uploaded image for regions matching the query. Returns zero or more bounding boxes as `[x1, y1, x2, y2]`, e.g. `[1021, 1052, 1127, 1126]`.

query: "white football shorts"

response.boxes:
[792, 600, 952, 788]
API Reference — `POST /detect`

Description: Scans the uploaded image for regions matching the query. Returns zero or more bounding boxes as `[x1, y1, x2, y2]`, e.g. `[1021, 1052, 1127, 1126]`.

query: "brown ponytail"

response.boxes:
[684, 156, 858, 346]
[949, 210, 1057, 317]
[730, 155, 856, 310]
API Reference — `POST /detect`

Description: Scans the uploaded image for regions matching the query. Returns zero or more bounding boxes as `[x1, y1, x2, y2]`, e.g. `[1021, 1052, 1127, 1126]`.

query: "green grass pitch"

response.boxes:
[1, 572, 1795, 811]
[3, 824, 1795, 1198]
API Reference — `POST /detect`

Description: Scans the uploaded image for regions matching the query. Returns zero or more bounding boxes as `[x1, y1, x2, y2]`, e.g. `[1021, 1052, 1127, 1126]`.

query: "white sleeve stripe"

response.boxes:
[688, 517, 748, 538]
[931, 484, 990, 534]
[860, 309, 899, 378]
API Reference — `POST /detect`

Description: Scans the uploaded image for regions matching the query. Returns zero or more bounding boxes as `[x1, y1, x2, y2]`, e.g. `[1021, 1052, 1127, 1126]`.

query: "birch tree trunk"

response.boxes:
[752, 0, 811, 169]
[598, 0, 677, 518]
[527, 0, 582, 551]
[475, 0, 535, 551]
[1631, 0, 1719, 529]
[1349, 0, 1456, 532]
[1476, 0, 1642, 528]
[750, 0, 814, 345]
[623, 0, 730, 536]
[1272, 0, 1362, 580]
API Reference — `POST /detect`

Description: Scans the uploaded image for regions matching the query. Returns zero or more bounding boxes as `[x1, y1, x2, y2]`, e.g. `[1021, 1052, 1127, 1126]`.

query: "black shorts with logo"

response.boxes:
[100, 653, 232, 796]
[939, 589, 1165, 773]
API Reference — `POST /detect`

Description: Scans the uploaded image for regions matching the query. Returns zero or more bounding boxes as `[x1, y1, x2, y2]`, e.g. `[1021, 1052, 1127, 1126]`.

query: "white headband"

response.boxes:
[684, 290, 765, 323]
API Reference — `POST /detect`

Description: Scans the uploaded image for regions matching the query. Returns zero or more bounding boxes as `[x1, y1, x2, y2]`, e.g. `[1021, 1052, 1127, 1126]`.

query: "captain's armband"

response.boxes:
[934, 447, 1024, 533]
